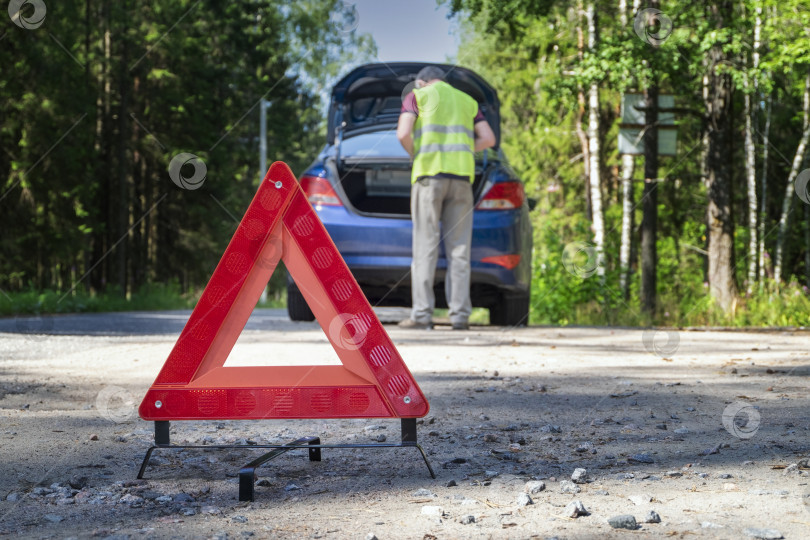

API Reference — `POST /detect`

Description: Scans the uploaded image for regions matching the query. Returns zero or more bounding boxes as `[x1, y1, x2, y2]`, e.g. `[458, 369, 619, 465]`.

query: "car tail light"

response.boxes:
[476, 181, 525, 210]
[299, 175, 343, 206]
[481, 254, 522, 269]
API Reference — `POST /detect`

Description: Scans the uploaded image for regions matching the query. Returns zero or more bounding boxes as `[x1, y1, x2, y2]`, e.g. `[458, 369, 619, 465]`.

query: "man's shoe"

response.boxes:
[398, 318, 433, 330]
[451, 321, 469, 330]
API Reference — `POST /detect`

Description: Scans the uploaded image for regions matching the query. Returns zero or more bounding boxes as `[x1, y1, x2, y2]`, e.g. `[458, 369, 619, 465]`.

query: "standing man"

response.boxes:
[396, 66, 496, 330]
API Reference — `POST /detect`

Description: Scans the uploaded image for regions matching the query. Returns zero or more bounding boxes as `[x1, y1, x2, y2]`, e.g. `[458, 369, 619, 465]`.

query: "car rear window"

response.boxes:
[341, 131, 410, 160]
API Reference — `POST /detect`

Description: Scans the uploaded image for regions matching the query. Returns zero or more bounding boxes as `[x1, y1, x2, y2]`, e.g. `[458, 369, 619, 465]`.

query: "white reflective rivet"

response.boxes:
[403, 396, 411, 404]
[155, 401, 163, 409]
[274, 181, 282, 189]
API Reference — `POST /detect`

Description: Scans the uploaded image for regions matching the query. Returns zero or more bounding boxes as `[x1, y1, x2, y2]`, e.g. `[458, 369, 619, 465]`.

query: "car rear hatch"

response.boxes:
[326, 63, 502, 218]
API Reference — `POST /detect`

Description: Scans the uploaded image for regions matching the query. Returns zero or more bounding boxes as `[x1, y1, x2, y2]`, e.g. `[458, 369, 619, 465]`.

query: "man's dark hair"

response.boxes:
[416, 66, 446, 83]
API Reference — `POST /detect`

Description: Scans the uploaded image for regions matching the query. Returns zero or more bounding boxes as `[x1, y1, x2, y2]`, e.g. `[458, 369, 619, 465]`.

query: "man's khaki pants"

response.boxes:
[410, 176, 473, 325]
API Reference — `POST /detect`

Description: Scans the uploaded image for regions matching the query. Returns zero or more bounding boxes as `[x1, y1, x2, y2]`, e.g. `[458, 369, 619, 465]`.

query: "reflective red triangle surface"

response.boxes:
[139, 162, 429, 420]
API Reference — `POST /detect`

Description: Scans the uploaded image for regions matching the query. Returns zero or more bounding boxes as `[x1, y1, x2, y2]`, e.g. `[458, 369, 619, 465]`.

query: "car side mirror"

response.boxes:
[528, 197, 538, 211]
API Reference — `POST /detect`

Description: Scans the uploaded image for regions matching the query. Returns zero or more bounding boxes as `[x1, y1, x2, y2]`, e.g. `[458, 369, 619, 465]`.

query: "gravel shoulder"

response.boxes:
[1, 310, 809, 539]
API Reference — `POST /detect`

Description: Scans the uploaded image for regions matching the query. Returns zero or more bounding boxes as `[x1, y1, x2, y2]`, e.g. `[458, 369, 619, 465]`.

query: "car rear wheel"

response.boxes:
[287, 282, 315, 322]
[489, 292, 529, 327]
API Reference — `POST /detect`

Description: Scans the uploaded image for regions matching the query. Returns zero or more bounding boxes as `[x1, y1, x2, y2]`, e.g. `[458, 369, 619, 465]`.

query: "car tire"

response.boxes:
[489, 292, 529, 327]
[287, 282, 315, 322]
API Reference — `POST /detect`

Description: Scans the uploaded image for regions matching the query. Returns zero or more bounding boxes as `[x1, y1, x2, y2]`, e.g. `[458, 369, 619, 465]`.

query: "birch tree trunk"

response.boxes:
[575, 0, 591, 221]
[586, 1, 605, 281]
[619, 153, 635, 297]
[744, 73, 757, 294]
[774, 75, 810, 285]
[744, 9, 762, 293]
[618, 0, 636, 298]
[758, 96, 771, 283]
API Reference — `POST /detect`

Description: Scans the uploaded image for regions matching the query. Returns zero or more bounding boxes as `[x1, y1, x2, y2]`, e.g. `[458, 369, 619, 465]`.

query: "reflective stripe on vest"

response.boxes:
[411, 81, 478, 183]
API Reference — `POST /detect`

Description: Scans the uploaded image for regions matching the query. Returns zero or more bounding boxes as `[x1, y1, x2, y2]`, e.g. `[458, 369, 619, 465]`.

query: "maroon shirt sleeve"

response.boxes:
[401, 92, 486, 124]
[401, 92, 418, 116]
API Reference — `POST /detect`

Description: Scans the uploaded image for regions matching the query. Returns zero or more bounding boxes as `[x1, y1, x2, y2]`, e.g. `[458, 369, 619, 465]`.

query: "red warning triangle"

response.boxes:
[139, 162, 429, 421]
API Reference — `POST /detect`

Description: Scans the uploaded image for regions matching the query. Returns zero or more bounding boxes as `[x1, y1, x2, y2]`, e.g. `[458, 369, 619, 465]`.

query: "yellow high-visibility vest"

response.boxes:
[411, 81, 478, 183]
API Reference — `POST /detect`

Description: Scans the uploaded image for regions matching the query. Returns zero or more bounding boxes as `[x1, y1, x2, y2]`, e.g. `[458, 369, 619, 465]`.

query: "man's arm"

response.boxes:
[397, 112, 417, 158]
[474, 120, 496, 152]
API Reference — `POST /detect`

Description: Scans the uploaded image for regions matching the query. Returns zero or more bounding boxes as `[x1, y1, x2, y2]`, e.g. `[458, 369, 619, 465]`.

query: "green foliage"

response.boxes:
[0, 0, 375, 303]
[451, 0, 810, 327]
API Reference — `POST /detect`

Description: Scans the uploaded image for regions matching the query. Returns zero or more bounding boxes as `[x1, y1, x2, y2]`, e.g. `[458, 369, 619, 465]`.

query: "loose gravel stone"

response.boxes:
[563, 500, 588, 518]
[459, 515, 475, 525]
[628, 494, 652, 505]
[43, 514, 65, 523]
[703, 444, 721, 455]
[701, 521, 723, 529]
[664, 470, 682, 477]
[421, 506, 444, 516]
[445, 480, 457, 487]
[743, 528, 784, 539]
[540, 424, 561, 433]
[411, 488, 435, 498]
[645, 510, 661, 523]
[571, 468, 589, 484]
[202, 506, 221, 515]
[118, 494, 143, 506]
[559, 480, 581, 494]
[525, 481, 545, 494]
[608, 515, 638, 530]
[173, 493, 194, 503]
[516, 493, 532, 506]
[628, 453, 654, 464]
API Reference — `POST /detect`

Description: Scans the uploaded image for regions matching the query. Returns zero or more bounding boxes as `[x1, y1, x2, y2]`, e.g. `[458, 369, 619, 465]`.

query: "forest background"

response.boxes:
[3, 0, 810, 327]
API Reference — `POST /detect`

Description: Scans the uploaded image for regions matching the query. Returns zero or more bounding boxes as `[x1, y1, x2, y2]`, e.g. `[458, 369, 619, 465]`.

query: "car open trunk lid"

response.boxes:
[327, 62, 501, 148]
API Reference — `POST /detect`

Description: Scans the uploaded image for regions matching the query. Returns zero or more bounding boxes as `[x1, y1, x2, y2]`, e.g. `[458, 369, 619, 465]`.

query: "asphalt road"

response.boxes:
[0, 307, 412, 337]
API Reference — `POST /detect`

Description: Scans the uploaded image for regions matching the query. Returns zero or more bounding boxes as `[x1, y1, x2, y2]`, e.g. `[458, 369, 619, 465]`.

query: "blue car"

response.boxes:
[288, 62, 533, 326]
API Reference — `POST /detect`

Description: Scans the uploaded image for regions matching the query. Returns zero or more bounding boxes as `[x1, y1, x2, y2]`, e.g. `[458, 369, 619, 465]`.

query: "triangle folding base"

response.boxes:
[137, 419, 436, 502]
[139, 161, 429, 421]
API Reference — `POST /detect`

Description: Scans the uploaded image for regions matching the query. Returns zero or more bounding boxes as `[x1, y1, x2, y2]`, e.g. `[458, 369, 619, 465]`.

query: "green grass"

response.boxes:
[0, 282, 286, 317]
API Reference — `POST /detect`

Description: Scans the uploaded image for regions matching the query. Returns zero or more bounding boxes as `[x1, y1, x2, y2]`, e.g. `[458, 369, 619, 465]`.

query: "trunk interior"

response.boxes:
[337, 163, 487, 217]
